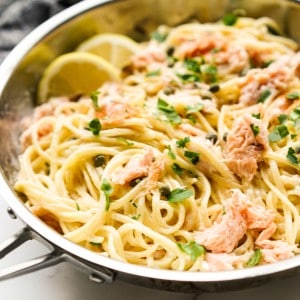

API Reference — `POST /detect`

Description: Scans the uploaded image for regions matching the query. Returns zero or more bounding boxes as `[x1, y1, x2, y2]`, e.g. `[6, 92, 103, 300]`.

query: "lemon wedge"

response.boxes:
[76, 33, 140, 70]
[37, 52, 120, 103]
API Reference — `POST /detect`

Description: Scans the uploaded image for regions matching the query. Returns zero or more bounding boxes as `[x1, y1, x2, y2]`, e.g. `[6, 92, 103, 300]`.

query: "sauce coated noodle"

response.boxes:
[15, 16, 300, 271]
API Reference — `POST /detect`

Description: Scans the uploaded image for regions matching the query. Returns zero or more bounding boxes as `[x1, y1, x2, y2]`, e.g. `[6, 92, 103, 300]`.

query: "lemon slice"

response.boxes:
[37, 52, 120, 103]
[76, 33, 140, 70]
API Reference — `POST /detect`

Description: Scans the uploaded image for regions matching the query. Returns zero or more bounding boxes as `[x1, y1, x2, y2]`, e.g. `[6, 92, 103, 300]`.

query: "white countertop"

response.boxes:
[1, 197, 300, 300]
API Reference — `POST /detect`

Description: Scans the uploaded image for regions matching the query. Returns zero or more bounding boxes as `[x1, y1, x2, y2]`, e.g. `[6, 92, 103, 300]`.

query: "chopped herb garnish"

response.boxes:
[252, 113, 261, 119]
[268, 125, 289, 142]
[93, 154, 106, 167]
[167, 188, 194, 203]
[89, 241, 102, 246]
[172, 163, 183, 175]
[295, 118, 300, 131]
[287, 147, 299, 164]
[145, 69, 161, 77]
[90, 91, 100, 108]
[157, 98, 181, 124]
[167, 145, 176, 159]
[202, 65, 218, 83]
[184, 58, 201, 73]
[88, 118, 101, 135]
[261, 60, 274, 68]
[151, 31, 168, 42]
[257, 89, 271, 103]
[185, 103, 204, 114]
[246, 249, 262, 267]
[250, 123, 260, 137]
[222, 12, 238, 26]
[116, 137, 134, 146]
[184, 150, 200, 164]
[177, 73, 200, 83]
[266, 25, 280, 36]
[76, 202, 80, 211]
[187, 114, 197, 124]
[278, 114, 288, 124]
[101, 179, 113, 210]
[131, 214, 141, 220]
[290, 106, 300, 120]
[176, 136, 190, 148]
[167, 56, 177, 67]
[286, 92, 300, 100]
[177, 242, 205, 261]
[159, 186, 171, 198]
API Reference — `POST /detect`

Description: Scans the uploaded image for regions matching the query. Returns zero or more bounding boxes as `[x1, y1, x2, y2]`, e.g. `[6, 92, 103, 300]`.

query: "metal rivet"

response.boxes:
[89, 273, 104, 284]
[7, 207, 17, 219]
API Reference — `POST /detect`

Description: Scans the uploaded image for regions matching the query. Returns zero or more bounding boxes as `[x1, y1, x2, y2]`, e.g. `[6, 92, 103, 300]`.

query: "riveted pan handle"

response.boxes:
[0, 226, 115, 283]
[0, 227, 63, 281]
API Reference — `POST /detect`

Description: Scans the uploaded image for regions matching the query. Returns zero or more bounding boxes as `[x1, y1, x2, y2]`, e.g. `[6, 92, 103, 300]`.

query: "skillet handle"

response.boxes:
[0, 227, 115, 284]
[0, 227, 63, 281]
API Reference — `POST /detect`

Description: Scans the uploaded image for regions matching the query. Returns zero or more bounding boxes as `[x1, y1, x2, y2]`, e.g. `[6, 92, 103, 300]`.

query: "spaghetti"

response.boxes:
[15, 16, 300, 271]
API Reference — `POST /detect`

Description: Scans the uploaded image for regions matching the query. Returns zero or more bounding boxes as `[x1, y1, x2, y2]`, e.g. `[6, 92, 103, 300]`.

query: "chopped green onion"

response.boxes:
[90, 91, 100, 108]
[222, 13, 238, 26]
[167, 145, 176, 159]
[177, 73, 200, 83]
[75, 202, 80, 211]
[176, 137, 190, 148]
[287, 92, 300, 100]
[261, 60, 274, 68]
[246, 249, 262, 267]
[184, 58, 201, 73]
[250, 124, 260, 137]
[157, 98, 181, 124]
[131, 214, 141, 220]
[268, 125, 289, 142]
[202, 65, 218, 83]
[290, 106, 300, 120]
[89, 241, 102, 246]
[145, 69, 161, 77]
[184, 150, 200, 165]
[177, 242, 206, 261]
[151, 31, 168, 42]
[278, 114, 288, 124]
[257, 89, 271, 103]
[185, 103, 204, 114]
[287, 147, 299, 164]
[101, 179, 113, 210]
[266, 25, 281, 36]
[167, 188, 194, 203]
[252, 113, 261, 119]
[116, 137, 134, 146]
[172, 163, 184, 175]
